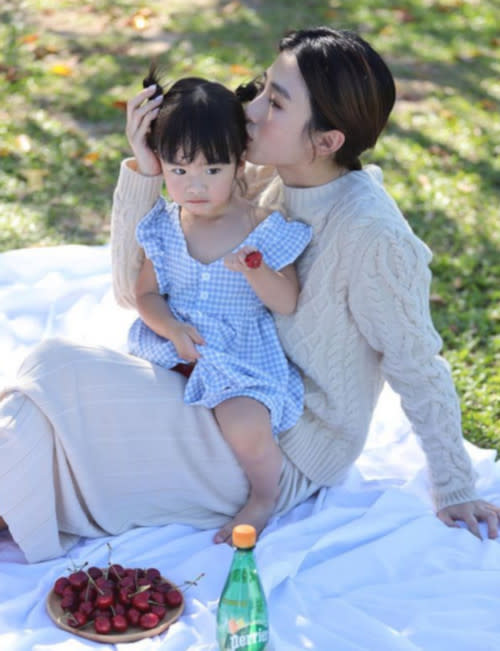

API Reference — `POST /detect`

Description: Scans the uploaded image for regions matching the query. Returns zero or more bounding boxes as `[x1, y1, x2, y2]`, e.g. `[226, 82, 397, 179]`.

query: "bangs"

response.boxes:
[152, 78, 247, 165]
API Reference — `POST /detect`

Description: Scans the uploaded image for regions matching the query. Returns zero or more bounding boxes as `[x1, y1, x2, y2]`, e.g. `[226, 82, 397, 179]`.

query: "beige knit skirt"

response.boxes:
[0, 339, 319, 562]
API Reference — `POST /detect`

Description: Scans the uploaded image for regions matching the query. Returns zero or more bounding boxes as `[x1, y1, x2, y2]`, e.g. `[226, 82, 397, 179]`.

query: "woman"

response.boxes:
[1, 27, 498, 563]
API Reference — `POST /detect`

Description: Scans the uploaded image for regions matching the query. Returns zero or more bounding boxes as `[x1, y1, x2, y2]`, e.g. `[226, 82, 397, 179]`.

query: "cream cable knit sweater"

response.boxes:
[111, 159, 477, 510]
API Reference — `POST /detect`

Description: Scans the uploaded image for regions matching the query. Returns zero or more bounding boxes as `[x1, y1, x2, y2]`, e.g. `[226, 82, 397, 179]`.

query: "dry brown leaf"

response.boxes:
[112, 100, 127, 112]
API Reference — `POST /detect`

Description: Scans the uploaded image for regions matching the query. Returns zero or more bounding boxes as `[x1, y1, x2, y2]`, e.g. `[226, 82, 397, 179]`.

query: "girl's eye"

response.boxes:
[207, 168, 220, 175]
[172, 168, 186, 175]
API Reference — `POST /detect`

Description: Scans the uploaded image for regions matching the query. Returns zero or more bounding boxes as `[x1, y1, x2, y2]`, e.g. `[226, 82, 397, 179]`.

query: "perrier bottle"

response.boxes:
[216, 524, 270, 650]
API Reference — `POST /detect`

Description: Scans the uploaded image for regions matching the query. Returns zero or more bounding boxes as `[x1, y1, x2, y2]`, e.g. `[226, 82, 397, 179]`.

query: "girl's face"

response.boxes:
[161, 152, 240, 219]
[245, 51, 314, 177]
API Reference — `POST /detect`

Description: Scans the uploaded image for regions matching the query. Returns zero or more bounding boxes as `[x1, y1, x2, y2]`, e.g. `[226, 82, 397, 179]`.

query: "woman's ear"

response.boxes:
[314, 130, 345, 157]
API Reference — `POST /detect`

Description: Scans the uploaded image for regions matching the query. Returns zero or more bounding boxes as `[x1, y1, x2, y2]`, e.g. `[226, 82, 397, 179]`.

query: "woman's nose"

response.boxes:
[245, 94, 263, 123]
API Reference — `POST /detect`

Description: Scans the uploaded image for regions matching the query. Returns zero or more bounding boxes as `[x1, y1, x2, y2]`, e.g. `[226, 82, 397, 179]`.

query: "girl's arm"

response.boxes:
[224, 248, 299, 314]
[135, 259, 204, 361]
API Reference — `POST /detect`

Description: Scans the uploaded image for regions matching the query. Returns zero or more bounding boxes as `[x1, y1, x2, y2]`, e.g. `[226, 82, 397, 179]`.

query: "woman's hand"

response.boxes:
[437, 499, 500, 539]
[170, 323, 205, 363]
[126, 85, 163, 176]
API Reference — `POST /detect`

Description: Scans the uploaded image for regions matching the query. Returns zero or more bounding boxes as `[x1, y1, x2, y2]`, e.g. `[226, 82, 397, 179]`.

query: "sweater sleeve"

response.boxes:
[348, 225, 478, 510]
[111, 158, 164, 309]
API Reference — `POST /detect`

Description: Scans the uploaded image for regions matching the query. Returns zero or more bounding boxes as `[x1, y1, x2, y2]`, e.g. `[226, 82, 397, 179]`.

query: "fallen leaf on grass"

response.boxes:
[50, 63, 73, 76]
[230, 64, 252, 76]
[19, 33, 39, 44]
[112, 100, 127, 111]
[82, 152, 100, 165]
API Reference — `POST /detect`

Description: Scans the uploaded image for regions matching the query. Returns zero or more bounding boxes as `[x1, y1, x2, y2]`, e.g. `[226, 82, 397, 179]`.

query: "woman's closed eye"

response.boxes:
[269, 95, 282, 109]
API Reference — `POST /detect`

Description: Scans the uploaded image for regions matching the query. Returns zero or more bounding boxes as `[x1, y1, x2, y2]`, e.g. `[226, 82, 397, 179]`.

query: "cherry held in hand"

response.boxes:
[244, 251, 262, 269]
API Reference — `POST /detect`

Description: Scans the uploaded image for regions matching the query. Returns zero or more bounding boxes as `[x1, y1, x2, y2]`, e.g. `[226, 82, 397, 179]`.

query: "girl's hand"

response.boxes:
[126, 85, 163, 176]
[170, 323, 205, 363]
[224, 246, 262, 273]
[437, 499, 500, 539]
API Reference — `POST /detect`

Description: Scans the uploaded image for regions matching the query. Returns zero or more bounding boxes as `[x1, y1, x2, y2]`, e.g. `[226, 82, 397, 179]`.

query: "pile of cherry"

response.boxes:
[52, 564, 183, 634]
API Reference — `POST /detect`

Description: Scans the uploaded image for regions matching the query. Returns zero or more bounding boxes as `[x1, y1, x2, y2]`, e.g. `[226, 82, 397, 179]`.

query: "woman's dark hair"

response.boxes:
[143, 64, 247, 165]
[237, 27, 396, 170]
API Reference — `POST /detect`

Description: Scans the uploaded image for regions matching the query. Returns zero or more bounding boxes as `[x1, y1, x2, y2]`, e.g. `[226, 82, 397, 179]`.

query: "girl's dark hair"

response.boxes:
[143, 64, 247, 164]
[237, 27, 396, 170]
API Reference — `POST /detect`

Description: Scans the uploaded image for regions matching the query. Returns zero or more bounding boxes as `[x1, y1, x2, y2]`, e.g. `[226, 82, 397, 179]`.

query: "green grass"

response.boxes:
[1, 0, 498, 450]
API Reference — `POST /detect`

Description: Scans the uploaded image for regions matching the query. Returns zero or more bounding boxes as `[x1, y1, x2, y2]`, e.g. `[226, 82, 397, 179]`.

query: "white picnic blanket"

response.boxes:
[1, 245, 499, 650]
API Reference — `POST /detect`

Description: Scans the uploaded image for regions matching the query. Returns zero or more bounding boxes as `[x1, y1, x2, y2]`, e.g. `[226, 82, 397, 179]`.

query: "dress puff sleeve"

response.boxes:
[135, 197, 175, 295]
[257, 212, 312, 270]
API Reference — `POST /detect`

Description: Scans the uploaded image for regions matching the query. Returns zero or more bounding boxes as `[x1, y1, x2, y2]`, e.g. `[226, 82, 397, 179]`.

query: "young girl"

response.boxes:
[127, 70, 312, 540]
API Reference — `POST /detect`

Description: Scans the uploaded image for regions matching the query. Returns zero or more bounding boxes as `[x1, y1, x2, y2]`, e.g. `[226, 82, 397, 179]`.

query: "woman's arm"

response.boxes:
[349, 226, 477, 507]
[224, 247, 299, 314]
[111, 86, 164, 309]
[111, 160, 163, 309]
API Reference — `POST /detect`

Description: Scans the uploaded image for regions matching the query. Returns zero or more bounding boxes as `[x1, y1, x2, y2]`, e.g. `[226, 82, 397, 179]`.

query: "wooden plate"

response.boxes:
[46, 575, 184, 644]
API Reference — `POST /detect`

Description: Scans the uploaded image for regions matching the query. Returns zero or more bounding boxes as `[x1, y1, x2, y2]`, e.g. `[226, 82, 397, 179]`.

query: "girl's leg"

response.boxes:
[0, 517, 7, 530]
[213, 397, 283, 543]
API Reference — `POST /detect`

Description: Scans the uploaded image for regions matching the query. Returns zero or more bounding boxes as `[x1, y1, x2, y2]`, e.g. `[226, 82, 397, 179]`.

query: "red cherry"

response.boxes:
[87, 566, 103, 580]
[132, 591, 151, 612]
[108, 564, 125, 581]
[94, 615, 112, 635]
[67, 611, 87, 628]
[156, 581, 173, 593]
[118, 587, 132, 605]
[96, 591, 114, 609]
[54, 577, 70, 596]
[244, 250, 262, 269]
[68, 570, 88, 590]
[60, 592, 79, 612]
[96, 577, 114, 591]
[151, 590, 165, 605]
[78, 600, 94, 618]
[145, 568, 161, 582]
[112, 613, 128, 633]
[139, 612, 160, 629]
[126, 607, 141, 626]
[151, 604, 167, 620]
[165, 589, 183, 608]
[119, 575, 135, 589]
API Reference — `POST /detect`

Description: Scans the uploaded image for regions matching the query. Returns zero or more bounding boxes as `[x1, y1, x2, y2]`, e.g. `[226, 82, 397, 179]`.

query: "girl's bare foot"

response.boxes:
[214, 495, 276, 544]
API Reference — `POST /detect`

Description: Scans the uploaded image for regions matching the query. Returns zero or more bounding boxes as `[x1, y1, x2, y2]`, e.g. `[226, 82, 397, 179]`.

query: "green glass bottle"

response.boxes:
[216, 524, 270, 651]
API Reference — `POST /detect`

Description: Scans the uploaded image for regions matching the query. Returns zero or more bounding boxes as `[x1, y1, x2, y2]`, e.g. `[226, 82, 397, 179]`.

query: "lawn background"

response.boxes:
[1, 0, 499, 449]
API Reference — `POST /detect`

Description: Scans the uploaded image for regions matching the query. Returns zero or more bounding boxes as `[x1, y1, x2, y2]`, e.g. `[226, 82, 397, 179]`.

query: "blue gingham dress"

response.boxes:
[128, 198, 312, 436]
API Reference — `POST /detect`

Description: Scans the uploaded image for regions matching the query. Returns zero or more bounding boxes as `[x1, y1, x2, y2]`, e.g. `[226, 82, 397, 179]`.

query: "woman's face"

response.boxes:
[245, 51, 314, 172]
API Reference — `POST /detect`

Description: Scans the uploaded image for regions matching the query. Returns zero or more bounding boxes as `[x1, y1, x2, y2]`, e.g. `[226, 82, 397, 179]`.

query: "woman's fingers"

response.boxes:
[126, 84, 157, 118]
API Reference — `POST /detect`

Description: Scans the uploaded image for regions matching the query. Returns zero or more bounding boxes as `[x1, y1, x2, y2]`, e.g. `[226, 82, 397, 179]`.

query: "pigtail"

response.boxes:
[142, 62, 164, 151]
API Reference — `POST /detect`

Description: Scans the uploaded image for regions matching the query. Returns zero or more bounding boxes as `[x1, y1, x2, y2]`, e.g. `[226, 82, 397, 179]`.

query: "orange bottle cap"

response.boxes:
[232, 524, 256, 548]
